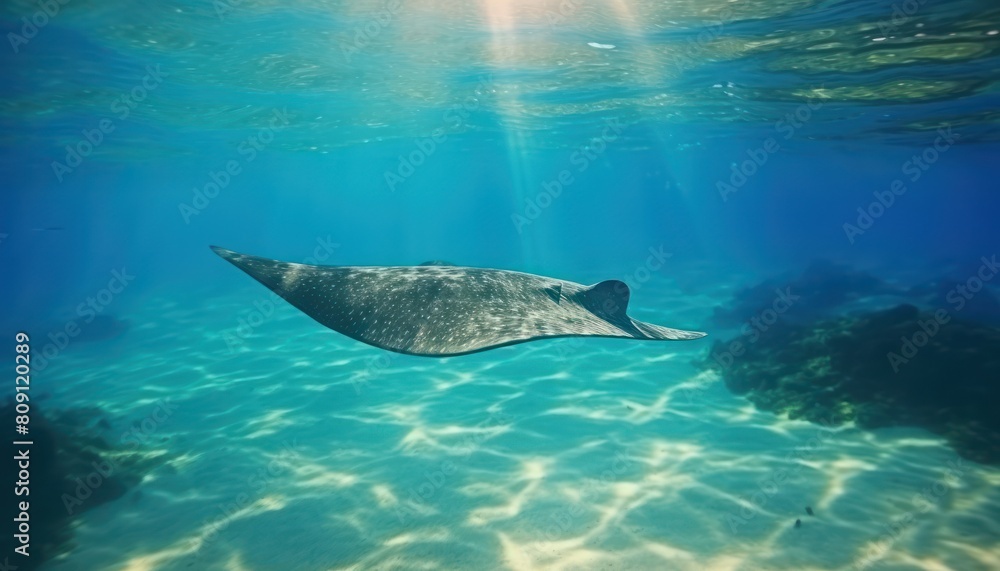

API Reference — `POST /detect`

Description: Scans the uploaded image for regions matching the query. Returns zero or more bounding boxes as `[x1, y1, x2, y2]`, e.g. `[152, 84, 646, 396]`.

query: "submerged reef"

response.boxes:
[705, 304, 1000, 464]
[711, 260, 902, 327]
[908, 276, 1000, 327]
[2, 403, 161, 570]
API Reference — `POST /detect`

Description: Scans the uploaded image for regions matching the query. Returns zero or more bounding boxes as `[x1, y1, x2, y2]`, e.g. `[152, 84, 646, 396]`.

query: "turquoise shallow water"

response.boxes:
[3, 0, 1000, 569]
[31, 275, 1000, 571]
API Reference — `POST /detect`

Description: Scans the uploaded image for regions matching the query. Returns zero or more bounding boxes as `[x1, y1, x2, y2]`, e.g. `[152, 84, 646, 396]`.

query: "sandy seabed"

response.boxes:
[38, 281, 1000, 571]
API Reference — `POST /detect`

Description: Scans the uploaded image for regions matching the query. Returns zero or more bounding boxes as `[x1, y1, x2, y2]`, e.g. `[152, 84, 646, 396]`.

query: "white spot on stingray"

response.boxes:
[281, 265, 307, 290]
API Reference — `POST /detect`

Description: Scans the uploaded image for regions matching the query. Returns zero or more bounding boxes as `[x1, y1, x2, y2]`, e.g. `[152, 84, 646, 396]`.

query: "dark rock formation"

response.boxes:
[1, 403, 160, 570]
[711, 260, 902, 327]
[704, 304, 1000, 464]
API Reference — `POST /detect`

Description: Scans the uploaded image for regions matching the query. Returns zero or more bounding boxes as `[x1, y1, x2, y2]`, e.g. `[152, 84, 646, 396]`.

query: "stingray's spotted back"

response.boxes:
[211, 246, 705, 356]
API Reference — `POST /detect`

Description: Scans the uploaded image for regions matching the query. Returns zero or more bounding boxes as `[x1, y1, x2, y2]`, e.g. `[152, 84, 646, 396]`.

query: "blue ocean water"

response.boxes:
[2, 0, 1000, 569]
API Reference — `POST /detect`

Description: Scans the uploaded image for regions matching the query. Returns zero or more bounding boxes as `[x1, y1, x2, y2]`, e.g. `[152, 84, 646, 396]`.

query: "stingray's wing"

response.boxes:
[212, 246, 706, 356]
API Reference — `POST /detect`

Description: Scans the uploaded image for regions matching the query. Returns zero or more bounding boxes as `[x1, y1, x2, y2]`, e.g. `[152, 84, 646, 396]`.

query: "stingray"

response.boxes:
[211, 246, 706, 356]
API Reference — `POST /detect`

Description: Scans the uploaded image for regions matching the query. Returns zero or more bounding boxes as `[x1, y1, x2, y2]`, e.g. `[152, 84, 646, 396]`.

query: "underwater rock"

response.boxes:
[908, 277, 1000, 327]
[711, 259, 901, 326]
[418, 260, 456, 266]
[1, 403, 161, 570]
[704, 304, 1000, 464]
